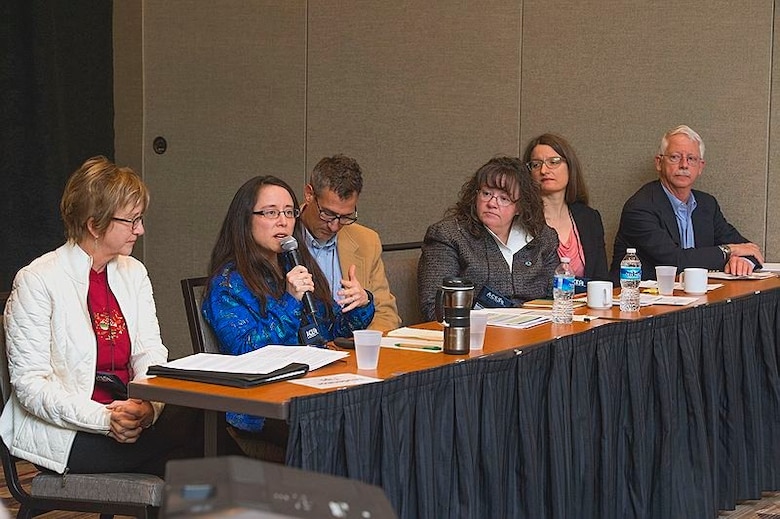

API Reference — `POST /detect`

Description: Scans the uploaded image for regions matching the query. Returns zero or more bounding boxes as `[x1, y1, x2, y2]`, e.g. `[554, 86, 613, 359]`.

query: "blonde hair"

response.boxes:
[60, 156, 149, 243]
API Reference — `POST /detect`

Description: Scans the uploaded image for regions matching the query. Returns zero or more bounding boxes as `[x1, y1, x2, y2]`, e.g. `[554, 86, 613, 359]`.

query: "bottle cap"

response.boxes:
[626, 248, 637, 254]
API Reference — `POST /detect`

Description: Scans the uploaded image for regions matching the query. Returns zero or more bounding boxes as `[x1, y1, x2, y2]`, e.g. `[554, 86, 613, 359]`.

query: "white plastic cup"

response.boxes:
[353, 330, 382, 370]
[586, 281, 613, 310]
[469, 311, 489, 351]
[681, 268, 708, 295]
[655, 266, 677, 296]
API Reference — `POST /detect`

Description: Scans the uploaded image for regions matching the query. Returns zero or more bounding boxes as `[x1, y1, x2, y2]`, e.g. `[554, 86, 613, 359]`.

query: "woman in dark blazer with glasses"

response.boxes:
[523, 133, 609, 282]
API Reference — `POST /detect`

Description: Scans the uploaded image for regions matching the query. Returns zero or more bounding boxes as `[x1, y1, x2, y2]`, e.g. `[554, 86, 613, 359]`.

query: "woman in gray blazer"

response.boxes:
[417, 156, 559, 321]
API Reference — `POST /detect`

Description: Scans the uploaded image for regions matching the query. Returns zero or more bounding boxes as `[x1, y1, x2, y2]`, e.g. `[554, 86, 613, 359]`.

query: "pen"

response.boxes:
[394, 343, 442, 351]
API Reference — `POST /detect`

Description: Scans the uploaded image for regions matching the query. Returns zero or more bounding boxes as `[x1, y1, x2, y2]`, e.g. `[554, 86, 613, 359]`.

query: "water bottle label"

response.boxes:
[620, 266, 641, 281]
[554, 276, 574, 291]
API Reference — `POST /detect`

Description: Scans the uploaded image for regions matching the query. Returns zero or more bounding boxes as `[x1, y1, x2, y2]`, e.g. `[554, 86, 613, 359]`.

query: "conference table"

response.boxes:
[130, 276, 780, 519]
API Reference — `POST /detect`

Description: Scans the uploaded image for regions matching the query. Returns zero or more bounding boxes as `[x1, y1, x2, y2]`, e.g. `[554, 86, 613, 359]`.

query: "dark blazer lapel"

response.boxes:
[651, 181, 682, 246]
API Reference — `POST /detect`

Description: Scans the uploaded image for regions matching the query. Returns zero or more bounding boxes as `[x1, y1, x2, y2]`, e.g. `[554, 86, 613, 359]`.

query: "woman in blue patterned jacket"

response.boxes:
[202, 175, 374, 459]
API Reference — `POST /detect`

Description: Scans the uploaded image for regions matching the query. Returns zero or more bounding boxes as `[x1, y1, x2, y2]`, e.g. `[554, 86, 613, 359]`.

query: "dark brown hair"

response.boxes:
[449, 156, 546, 238]
[309, 154, 364, 199]
[208, 175, 333, 317]
[522, 133, 589, 205]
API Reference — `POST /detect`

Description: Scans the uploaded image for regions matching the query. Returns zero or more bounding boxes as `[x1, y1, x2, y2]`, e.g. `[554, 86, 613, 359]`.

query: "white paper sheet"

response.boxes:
[707, 271, 777, 280]
[480, 308, 551, 328]
[639, 280, 723, 292]
[381, 337, 443, 353]
[288, 373, 382, 389]
[385, 327, 444, 341]
[613, 294, 701, 306]
[158, 345, 348, 374]
[759, 262, 780, 273]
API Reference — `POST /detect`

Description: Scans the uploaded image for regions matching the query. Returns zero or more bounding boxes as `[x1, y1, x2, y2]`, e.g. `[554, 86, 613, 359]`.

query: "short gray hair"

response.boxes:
[658, 125, 705, 158]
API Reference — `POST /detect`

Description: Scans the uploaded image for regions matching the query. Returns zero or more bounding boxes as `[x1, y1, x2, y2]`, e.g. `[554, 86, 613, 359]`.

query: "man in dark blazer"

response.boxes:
[611, 125, 763, 280]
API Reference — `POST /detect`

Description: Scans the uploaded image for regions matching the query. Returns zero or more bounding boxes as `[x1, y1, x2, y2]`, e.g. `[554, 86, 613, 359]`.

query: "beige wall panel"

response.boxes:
[520, 1, 772, 266]
[769, 2, 780, 262]
[113, 2, 144, 257]
[142, 1, 306, 357]
[306, 1, 522, 244]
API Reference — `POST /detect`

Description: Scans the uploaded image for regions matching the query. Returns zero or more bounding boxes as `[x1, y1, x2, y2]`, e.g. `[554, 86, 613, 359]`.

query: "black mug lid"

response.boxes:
[442, 277, 474, 290]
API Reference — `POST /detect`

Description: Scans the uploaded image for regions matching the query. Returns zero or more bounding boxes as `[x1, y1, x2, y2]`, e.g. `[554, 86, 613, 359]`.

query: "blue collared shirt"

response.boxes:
[662, 184, 697, 249]
[303, 227, 342, 300]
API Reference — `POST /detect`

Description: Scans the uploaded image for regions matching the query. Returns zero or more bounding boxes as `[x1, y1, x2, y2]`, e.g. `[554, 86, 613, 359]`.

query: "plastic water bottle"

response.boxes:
[552, 257, 575, 324]
[619, 248, 642, 312]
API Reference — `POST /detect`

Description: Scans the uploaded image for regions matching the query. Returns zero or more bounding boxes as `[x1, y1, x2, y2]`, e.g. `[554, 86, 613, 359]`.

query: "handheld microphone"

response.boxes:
[279, 235, 325, 346]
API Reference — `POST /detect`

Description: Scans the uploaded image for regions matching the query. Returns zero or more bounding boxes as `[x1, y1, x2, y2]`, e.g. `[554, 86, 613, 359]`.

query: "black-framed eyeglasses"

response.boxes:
[526, 157, 566, 171]
[252, 208, 301, 220]
[313, 197, 358, 225]
[111, 215, 144, 230]
[660, 153, 702, 166]
[476, 189, 517, 207]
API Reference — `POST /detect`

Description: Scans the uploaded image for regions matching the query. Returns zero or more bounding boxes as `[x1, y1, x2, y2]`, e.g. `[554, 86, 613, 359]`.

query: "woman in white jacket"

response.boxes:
[0, 156, 199, 475]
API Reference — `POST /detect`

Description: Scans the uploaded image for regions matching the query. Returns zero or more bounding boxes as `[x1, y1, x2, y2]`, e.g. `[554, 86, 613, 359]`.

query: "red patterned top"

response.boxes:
[88, 269, 131, 403]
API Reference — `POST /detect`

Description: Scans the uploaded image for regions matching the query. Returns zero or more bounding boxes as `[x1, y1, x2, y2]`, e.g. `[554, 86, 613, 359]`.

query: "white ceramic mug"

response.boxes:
[587, 281, 613, 310]
[680, 268, 708, 295]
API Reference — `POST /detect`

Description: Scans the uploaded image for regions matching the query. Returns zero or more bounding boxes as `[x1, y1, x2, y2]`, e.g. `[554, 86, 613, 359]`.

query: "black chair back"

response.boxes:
[181, 277, 221, 354]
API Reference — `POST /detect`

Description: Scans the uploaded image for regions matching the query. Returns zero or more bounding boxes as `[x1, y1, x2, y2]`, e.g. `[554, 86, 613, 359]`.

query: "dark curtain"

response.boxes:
[0, 0, 114, 292]
[287, 288, 780, 519]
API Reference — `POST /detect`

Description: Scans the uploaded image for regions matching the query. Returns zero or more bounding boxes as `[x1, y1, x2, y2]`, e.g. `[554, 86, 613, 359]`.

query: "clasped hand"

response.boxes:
[106, 399, 154, 443]
[724, 242, 764, 276]
[337, 264, 369, 312]
[285, 264, 369, 311]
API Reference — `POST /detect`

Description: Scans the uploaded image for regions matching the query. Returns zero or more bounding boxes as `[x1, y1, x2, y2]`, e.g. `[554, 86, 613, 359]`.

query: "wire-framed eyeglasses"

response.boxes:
[314, 197, 358, 225]
[660, 153, 702, 166]
[526, 157, 566, 171]
[476, 189, 517, 207]
[252, 208, 301, 219]
[111, 215, 144, 230]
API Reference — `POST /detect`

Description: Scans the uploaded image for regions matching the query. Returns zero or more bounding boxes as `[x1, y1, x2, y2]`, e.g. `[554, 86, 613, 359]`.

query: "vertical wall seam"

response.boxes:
[767, 1, 776, 252]
[303, 0, 309, 188]
[517, 0, 524, 156]
[140, 0, 147, 264]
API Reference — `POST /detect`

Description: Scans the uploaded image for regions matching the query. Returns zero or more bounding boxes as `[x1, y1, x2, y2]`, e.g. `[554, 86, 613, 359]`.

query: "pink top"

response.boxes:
[558, 219, 586, 277]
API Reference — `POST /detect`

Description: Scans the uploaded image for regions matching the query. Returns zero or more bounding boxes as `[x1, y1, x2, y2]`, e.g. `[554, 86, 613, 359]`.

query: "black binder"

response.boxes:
[146, 362, 309, 388]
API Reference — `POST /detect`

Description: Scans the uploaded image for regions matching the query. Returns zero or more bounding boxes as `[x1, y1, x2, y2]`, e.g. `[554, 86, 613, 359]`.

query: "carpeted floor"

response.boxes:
[1, 458, 779, 518]
[718, 492, 780, 519]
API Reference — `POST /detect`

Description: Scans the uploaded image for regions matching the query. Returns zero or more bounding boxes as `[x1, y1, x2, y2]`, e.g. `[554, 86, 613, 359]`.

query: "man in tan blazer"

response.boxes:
[299, 155, 401, 332]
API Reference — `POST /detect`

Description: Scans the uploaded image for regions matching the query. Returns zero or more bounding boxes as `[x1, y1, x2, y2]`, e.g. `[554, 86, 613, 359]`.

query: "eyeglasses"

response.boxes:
[252, 208, 300, 219]
[111, 215, 144, 230]
[313, 197, 358, 225]
[526, 157, 566, 171]
[476, 189, 517, 207]
[660, 153, 702, 166]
